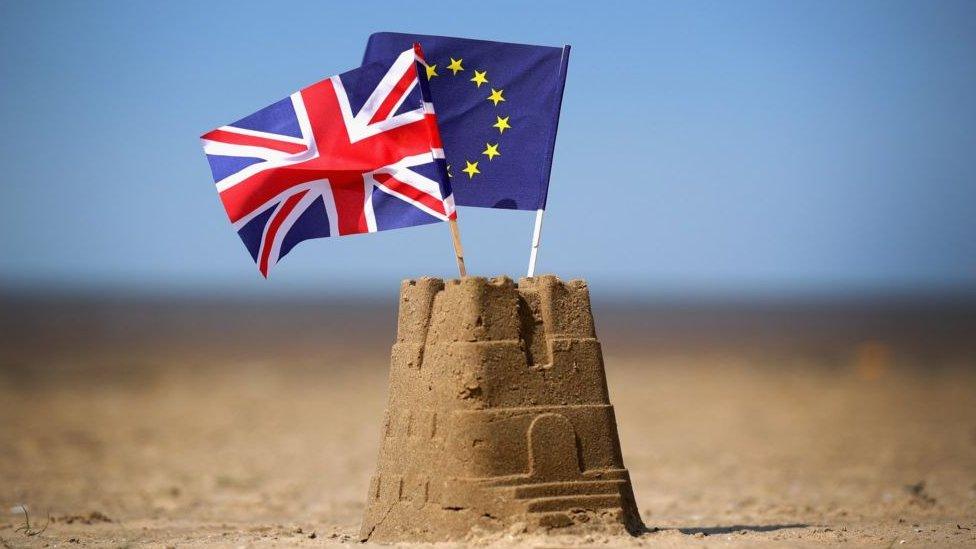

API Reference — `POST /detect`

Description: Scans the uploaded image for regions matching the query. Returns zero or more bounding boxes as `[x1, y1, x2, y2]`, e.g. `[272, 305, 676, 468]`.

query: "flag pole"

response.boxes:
[449, 218, 467, 277]
[526, 44, 568, 278]
[526, 208, 544, 277]
[412, 43, 466, 278]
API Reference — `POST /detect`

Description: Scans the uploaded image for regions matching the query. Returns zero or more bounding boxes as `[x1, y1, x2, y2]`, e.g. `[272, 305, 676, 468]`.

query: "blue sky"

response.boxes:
[1, 1, 974, 297]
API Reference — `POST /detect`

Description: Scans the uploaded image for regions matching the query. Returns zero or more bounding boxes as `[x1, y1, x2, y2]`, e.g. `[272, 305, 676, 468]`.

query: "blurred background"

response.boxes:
[1, 1, 975, 297]
[1, 1, 975, 546]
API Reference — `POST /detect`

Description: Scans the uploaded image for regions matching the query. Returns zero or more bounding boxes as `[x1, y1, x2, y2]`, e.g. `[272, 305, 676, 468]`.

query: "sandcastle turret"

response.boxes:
[360, 275, 643, 541]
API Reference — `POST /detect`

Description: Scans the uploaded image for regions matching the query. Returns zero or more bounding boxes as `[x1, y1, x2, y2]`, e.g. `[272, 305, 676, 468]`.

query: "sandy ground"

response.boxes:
[1, 295, 975, 547]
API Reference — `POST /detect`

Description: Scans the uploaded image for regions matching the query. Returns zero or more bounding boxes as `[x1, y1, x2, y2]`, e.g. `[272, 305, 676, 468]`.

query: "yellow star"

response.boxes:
[487, 88, 505, 106]
[470, 70, 488, 88]
[425, 64, 438, 79]
[461, 160, 480, 179]
[482, 143, 501, 161]
[447, 57, 464, 75]
[493, 115, 512, 134]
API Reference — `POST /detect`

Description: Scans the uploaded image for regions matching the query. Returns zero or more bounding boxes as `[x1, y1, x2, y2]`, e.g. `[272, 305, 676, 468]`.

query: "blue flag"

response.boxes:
[364, 33, 570, 211]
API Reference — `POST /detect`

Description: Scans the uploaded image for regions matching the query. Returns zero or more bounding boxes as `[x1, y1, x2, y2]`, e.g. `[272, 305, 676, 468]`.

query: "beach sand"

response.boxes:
[1, 295, 975, 546]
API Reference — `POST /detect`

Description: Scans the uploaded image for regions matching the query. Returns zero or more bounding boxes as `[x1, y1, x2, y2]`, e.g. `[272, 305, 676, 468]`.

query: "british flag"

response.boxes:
[201, 46, 456, 277]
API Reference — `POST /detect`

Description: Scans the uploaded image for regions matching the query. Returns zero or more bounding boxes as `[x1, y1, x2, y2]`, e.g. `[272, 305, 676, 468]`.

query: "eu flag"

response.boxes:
[364, 33, 570, 211]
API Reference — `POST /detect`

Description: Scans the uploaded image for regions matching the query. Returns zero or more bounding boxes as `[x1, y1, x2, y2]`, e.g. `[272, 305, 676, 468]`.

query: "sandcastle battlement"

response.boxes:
[361, 275, 643, 541]
[390, 275, 608, 410]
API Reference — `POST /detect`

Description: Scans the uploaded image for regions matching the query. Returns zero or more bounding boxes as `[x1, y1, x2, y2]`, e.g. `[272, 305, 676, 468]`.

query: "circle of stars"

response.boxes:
[427, 57, 511, 181]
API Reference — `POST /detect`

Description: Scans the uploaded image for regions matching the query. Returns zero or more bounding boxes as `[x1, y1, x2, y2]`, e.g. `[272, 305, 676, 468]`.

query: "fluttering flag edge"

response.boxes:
[538, 45, 571, 212]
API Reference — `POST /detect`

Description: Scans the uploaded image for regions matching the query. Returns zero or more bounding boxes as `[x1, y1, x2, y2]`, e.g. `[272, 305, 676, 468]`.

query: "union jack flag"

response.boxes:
[201, 46, 455, 277]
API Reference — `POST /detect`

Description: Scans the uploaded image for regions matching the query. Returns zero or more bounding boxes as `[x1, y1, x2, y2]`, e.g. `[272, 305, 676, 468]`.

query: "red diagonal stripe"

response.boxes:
[372, 173, 446, 217]
[369, 64, 418, 124]
[258, 190, 307, 277]
[203, 128, 307, 155]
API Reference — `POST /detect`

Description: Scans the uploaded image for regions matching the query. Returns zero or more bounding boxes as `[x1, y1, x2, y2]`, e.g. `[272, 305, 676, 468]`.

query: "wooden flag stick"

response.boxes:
[526, 208, 545, 278]
[448, 218, 468, 277]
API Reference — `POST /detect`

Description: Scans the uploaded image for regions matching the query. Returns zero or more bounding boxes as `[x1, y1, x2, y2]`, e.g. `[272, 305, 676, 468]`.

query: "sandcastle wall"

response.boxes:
[360, 275, 643, 542]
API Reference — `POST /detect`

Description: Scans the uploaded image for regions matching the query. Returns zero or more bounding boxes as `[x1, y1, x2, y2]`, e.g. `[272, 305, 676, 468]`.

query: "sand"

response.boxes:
[363, 276, 641, 541]
[1, 293, 975, 547]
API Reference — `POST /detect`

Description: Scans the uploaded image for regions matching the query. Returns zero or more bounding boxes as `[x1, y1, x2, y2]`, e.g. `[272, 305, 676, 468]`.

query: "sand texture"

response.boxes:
[361, 276, 641, 541]
[1, 289, 975, 547]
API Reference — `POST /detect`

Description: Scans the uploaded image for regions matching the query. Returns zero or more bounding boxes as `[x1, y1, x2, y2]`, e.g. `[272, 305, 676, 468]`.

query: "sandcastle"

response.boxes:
[360, 275, 643, 542]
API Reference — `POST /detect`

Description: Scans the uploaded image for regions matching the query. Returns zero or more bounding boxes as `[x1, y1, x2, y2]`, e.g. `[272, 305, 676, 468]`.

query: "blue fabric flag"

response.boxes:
[364, 33, 570, 211]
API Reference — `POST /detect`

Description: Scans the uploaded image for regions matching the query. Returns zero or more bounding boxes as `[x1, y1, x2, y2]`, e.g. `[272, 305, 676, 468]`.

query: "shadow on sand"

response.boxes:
[669, 523, 810, 536]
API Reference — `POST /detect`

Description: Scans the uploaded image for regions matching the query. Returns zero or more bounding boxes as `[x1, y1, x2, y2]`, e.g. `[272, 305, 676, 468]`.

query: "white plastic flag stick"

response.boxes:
[526, 208, 545, 277]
